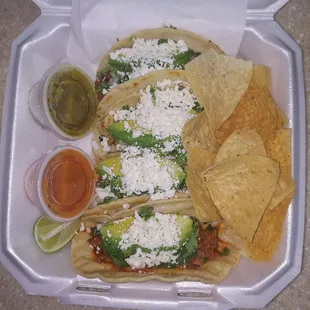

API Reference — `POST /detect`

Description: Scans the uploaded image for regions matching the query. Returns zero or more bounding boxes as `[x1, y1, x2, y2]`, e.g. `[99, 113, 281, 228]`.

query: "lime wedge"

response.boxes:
[33, 215, 81, 253]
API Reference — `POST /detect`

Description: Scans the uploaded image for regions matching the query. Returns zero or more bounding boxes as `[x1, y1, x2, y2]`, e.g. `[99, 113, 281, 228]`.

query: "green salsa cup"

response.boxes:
[28, 64, 98, 140]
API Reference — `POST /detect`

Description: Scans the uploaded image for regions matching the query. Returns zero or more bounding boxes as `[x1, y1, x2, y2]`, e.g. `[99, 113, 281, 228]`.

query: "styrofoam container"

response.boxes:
[0, 0, 306, 309]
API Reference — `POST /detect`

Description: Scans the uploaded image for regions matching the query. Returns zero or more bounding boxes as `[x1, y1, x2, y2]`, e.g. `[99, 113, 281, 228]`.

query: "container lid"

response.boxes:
[32, 0, 289, 15]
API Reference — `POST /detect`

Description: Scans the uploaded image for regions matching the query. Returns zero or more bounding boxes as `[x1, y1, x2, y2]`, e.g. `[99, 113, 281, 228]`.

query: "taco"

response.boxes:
[71, 199, 240, 283]
[95, 27, 223, 101]
[93, 52, 253, 205]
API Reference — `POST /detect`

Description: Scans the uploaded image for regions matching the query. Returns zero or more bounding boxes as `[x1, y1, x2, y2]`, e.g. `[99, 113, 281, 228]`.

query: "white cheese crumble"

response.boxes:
[126, 248, 178, 269]
[122, 203, 130, 209]
[120, 146, 179, 199]
[96, 186, 115, 200]
[120, 212, 181, 250]
[102, 88, 108, 95]
[113, 80, 195, 139]
[79, 222, 85, 232]
[109, 38, 188, 79]
[100, 136, 111, 152]
[118, 211, 183, 269]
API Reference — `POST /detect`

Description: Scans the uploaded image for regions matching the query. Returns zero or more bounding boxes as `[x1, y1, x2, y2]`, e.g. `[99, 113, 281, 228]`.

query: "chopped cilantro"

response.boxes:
[192, 102, 204, 113]
[122, 104, 130, 110]
[165, 25, 177, 29]
[175, 220, 198, 265]
[219, 247, 230, 256]
[150, 85, 156, 104]
[202, 257, 208, 263]
[108, 58, 133, 73]
[138, 205, 154, 221]
[116, 37, 120, 42]
[98, 175, 124, 199]
[103, 196, 114, 204]
[178, 178, 187, 190]
[173, 50, 201, 69]
[158, 38, 168, 45]
[207, 224, 215, 231]
[90, 227, 101, 237]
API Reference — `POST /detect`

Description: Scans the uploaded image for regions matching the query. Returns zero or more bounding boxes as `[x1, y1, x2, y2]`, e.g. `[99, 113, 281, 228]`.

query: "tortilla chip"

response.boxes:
[202, 155, 280, 243]
[186, 148, 221, 222]
[214, 128, 266, 164]
[276, 107, 288, 129]
[182, 112, 219, 153]
[250, 65, 271, 88]
[215, 84, 277, 145]
[247, 65, 288, 131]
[265, 129, 295, 211]
[241, 190, 295, 260]
[185, 50, 253, 131]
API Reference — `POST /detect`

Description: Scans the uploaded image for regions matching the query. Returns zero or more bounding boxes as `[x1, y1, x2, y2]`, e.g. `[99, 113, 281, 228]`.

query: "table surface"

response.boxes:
[0, 0, 309, 309]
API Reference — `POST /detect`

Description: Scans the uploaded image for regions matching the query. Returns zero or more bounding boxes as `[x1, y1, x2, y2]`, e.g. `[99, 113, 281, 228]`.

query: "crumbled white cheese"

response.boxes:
[120, 146, 179, 198]
[101, 165, 113, 176]
[113, 80, 195, 139]
[96, 186, 115, 200]
[120, 211, 181, 250]
[126, 248, 178, 269]
[96, 224, 103, 230]
[100, 137, 111, 152]
[102, 88, 108, 95]
[89, 244, 94, 249]
[119, 211, 184, 269]
[151, 189, 176, 201]
[109, 38, 189, 79]
[86, 227, 91, 233]
[122, 203, 130, 209]
[79, 222, 85, 232]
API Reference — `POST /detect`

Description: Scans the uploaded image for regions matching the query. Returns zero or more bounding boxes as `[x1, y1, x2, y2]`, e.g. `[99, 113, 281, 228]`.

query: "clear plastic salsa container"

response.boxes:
[28, 63, 98, 141]
[24, 145, 96, 222]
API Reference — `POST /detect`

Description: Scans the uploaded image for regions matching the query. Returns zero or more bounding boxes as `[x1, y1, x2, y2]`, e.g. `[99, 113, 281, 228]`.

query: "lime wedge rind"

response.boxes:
[33, 215, 80, 253]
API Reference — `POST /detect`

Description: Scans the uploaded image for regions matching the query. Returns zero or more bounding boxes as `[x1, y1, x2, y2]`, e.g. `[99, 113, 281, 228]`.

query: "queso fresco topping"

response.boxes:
[95, 38, 201, 100]
[87, 207, 230, 270]
[112, 80, 197, 140]
[95, 80, 204, 202]
[96, 146, 185, 200]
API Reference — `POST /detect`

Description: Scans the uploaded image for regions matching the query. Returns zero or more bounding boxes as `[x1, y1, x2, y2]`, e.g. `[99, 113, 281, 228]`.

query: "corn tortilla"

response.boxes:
[97, 27, 224, 75]
[186, 148, 221, 222]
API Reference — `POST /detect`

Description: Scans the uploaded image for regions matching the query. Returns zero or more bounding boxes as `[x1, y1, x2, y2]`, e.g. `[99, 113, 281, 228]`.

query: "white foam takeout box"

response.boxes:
[0, 0, 306, 309]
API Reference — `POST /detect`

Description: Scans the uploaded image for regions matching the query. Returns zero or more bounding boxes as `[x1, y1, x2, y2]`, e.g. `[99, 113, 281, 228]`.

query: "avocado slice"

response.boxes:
[176, 215, 194, 245]
[107, 120, 176, 149]
[100, 216, 134, 247]
[98, 212, 197, 267]
[97, 156, 121, 177]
